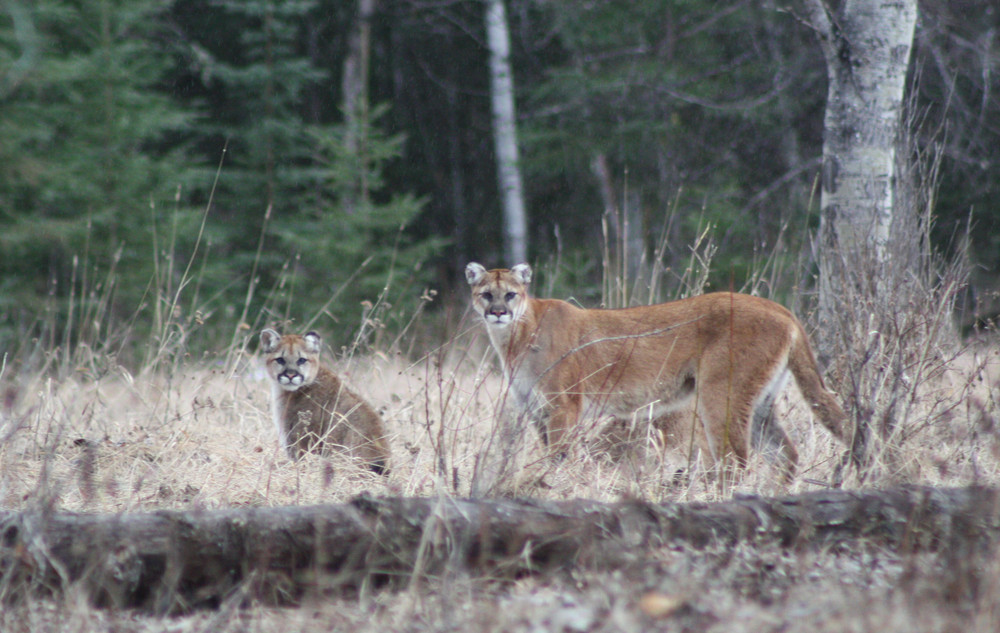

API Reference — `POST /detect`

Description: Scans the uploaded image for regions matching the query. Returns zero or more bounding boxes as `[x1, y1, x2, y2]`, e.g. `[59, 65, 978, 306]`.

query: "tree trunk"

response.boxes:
[2, 486, 997, 613]
[802, 0, 918, 360]
[341, 0, 376, 215]
[485, 0, 528, 265]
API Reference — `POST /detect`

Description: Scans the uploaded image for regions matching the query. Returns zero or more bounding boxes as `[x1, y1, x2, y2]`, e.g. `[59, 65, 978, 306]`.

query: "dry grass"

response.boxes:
[6, 86, 997, 627]
[4, 196, 1000, 630]
[3, 296, 1000, 630]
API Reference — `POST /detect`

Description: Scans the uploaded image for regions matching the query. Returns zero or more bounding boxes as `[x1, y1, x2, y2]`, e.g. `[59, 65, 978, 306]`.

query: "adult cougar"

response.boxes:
[465, 262, 850, 480]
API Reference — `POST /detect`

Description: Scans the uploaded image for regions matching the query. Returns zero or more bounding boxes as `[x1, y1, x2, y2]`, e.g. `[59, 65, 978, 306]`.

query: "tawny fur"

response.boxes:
[465, 262, 850, 480]
[260, 329, 390, 475]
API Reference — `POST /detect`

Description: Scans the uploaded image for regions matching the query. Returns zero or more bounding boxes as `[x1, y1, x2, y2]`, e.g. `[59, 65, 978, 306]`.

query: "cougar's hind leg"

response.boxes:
[750, 368, 798, 482]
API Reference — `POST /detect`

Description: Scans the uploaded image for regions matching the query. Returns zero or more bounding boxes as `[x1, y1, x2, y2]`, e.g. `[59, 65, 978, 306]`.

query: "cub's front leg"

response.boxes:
[287, 409, 316, 459]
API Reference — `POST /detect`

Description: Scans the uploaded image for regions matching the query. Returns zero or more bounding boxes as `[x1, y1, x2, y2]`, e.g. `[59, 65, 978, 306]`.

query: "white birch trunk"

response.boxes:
[803, 0, 918, 358]
[485, 0, 528, 265]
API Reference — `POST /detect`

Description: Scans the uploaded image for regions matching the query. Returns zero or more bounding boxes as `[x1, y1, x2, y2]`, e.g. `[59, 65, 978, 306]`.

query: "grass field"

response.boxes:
[2, 291, 1000, 631]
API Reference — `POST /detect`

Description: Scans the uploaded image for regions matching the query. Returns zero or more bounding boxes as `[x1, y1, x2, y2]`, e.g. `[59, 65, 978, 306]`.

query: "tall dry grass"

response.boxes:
[2, 204, 1000, 630]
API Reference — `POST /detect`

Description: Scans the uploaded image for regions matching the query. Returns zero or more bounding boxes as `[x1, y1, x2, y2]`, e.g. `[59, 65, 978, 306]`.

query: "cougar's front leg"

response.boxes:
[545, 392, 581, 455]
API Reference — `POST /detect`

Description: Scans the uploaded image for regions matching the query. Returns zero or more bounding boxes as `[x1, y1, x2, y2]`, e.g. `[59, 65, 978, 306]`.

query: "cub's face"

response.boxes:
[260, 329, 322, 391]
[464, 262, 532, 327]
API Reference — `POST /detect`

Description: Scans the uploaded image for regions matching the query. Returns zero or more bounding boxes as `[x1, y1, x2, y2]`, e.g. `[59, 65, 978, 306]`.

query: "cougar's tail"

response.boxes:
[787, 326, 851, 446]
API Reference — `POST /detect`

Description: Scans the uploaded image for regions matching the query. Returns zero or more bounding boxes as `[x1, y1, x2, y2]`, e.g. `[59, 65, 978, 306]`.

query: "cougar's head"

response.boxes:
[260, 329, 322, 391]
[465, 262, 532, 327]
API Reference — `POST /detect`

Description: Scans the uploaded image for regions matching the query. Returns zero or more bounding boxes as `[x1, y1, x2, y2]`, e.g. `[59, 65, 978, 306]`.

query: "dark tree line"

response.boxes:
[0, 0, 997, 360]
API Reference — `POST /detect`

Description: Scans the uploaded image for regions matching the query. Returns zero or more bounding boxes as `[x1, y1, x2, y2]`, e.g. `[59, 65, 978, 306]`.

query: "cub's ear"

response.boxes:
[465, 262, 487, 286]
[510, 263, 532, 285]
[303, 331, 322, 353]
[260, 328, 281, 353]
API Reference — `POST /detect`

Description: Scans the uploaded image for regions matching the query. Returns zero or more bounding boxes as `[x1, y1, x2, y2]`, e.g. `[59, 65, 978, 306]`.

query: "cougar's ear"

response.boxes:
[465, 262, 487, 286]
[303, 331, 322, 354]
[260, 328, 281, 353]
[510, 263, 532, 285]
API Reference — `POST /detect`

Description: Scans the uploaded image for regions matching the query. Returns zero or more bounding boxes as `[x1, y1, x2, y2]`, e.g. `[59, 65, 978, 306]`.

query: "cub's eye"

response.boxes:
[297, 357, 308, 366]
[481, 292, 493, 302]
[505, 292, 516, 302]
[275, 358, 286, 366]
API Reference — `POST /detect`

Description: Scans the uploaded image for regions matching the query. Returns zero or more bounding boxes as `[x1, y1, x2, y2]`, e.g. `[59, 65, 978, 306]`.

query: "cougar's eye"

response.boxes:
[297, 357, 308, 366]
[505, 292, 516, 302]
[275, 358, 286, 366]
[481, 292, 493, 302]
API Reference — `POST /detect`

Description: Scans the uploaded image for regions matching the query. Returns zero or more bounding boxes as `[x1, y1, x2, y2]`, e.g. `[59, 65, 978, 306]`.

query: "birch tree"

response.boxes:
[485, 0, 527, 264]
[802, 0, 919, 357]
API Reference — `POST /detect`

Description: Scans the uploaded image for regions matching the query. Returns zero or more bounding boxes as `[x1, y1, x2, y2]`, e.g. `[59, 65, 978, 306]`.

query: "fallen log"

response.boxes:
[1, 485, 998, 613]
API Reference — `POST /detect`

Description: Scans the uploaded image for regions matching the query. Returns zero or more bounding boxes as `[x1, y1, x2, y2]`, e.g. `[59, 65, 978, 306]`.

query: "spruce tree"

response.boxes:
[0, 0, 195, 355]
[178, 0, 442, 345]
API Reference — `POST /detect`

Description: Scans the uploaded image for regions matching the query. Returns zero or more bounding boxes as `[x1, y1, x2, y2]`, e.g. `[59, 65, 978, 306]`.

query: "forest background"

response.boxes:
[1, 0, 998, 362]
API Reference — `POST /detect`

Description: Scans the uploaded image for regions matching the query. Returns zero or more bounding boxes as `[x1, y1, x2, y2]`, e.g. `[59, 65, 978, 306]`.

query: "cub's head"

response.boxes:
[464, 262, 532, 327]
[260, 329, 322, 391]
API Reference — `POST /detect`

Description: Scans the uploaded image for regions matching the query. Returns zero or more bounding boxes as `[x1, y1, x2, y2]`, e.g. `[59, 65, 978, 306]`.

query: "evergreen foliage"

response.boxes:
[0, 0, 197, 356]
[0, 0, 997, 360]
[270, 105, 445, 348]
[520, 1, 823, 293]
[168, 0, 443, 347]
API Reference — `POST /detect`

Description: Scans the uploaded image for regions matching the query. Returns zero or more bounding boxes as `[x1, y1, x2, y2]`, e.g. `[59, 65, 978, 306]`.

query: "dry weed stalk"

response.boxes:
[816, 114, 980, 486]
